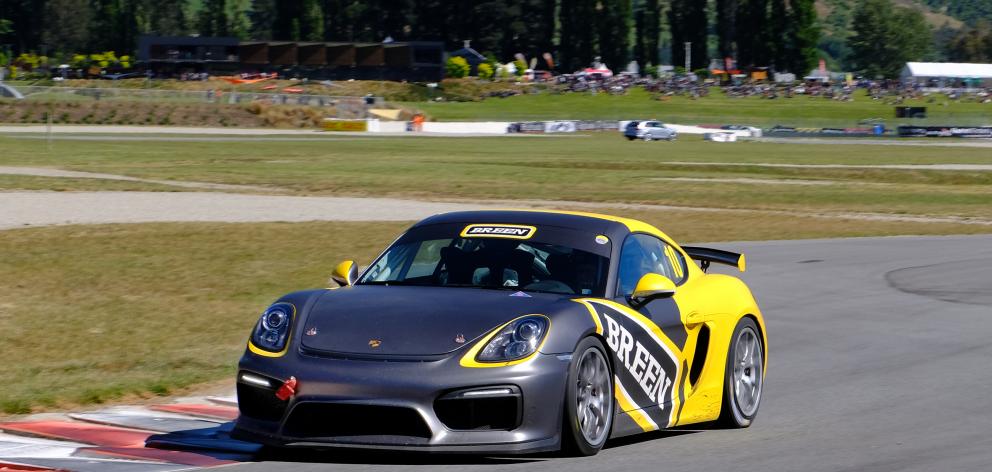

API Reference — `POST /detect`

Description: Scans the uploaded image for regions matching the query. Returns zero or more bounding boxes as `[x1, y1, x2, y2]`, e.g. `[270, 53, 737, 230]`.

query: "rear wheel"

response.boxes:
[643, 134, 652, 141]
[717, 318, 764, 428]
[562, 337, 613, 456]
[626, 136, 635, 141]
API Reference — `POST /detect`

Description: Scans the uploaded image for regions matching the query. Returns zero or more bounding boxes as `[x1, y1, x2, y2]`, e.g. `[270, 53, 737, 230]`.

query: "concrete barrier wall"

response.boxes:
[420, 122, 511, 134]
[362, 119, 761, 137]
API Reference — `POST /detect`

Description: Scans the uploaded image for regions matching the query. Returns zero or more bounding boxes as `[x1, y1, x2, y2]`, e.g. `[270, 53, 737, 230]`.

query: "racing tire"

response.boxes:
[562, 337, 614, 456]
[717, 317, 764, 428]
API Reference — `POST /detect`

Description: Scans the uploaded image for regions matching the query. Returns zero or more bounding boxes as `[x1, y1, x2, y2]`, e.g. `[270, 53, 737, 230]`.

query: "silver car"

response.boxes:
[624, 121, 678, 141]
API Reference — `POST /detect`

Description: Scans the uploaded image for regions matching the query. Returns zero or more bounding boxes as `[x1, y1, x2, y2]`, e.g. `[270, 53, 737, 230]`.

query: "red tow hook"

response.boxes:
[275, 376, 297, 401]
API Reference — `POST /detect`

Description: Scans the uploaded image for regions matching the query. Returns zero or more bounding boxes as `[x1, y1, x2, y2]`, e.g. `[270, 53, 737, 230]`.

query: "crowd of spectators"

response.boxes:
[496, 72, 992, 104]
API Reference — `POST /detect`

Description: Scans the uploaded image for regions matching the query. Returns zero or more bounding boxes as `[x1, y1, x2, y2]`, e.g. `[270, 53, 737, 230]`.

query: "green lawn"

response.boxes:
[0, 222, 408, 414]
[405, 88, 992, 127]
[2, 133, 991, 220]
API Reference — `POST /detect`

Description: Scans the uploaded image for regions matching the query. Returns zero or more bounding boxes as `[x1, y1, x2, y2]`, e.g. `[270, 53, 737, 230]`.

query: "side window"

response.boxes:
[662, 244, 687, 282]
[405, 239, 451, 278]
[616, 234, 684, 297]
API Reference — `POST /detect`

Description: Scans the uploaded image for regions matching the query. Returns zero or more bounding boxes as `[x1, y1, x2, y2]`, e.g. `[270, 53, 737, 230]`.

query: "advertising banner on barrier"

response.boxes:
[898, 126, 992, 138]
[543, 121, 578, 133]
[322, 119, 368, 132]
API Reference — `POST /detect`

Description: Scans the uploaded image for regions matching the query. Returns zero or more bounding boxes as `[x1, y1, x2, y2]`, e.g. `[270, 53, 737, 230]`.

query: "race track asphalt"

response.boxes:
[223, 234, 992, 472]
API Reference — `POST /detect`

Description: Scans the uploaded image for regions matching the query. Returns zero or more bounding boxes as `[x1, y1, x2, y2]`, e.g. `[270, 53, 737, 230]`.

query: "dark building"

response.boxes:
[137, 36, 444, 81]
[137, 35, 241, 76]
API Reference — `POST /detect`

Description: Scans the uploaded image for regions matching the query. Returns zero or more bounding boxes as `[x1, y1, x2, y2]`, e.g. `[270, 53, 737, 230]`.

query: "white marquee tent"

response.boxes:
[901, 62, 992, 87]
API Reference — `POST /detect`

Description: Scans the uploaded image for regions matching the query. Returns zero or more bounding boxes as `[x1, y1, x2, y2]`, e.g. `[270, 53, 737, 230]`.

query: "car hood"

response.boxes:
[299, 285, 569, 356]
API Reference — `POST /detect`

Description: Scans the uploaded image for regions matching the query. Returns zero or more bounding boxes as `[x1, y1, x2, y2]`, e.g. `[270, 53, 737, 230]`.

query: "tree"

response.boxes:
[143, 0, 190, 36]
[767, 0, 787, 68]
[597, 0, 630, 72]
[669, 0, 706, 70]
[226, 0, 252, 39]
[197, 0, 229, 36]
[634, 0, 661, 67]
[945, 23, 992, 62]
[273, 0, 322, 40]
[643, 0, 660, 66]
[715, 0, 737, 61]
[504, 0, 555, 64]
[42, 0, 92, 53]
[785, 0, 820, 74]
[249, 0, 276, 40]
[558, 0, 596, 71]
[409, 0, 457, 46]
[736, 0, 769, 67]
[848, 0, 931, 78]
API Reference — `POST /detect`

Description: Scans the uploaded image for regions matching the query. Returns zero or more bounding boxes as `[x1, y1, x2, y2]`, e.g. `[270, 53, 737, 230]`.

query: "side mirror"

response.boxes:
[330, 260, 358, 287]
[631, 273, 676, 304]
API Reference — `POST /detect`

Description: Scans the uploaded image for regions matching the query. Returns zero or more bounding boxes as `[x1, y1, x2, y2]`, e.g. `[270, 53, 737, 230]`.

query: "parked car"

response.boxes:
[624, 121, 678, 141]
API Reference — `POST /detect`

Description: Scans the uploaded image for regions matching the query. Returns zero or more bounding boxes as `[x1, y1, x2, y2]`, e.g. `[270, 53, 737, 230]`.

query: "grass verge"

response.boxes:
[0, 221, 408, 415]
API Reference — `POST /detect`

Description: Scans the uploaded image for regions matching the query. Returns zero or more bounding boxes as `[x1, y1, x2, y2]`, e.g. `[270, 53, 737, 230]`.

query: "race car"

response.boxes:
[232, 210, 766, 456]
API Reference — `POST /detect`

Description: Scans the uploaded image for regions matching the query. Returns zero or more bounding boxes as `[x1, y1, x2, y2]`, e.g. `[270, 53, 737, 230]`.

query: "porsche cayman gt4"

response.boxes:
[233, 210, 767, 455]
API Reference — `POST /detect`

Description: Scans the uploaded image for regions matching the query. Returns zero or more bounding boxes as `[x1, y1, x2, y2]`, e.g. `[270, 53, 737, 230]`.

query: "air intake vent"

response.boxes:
[283, 403, 432, 439]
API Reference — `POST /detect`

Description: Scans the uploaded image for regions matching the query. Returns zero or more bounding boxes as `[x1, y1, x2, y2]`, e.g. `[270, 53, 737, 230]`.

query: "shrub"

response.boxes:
[477, 62, 494, 80]
[445, 56, 470, 78]
[514, 59, 527, 77]
[693, 68, 710, 79]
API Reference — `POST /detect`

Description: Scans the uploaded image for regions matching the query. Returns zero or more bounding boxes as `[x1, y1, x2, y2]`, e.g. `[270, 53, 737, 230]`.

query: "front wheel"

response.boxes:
[717, 317, 764, 428]
[642, 135, 652, 141]
[562, 337, 614, 456]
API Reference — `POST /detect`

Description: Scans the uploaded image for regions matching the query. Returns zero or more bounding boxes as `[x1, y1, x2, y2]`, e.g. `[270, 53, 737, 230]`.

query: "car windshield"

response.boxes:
[358, 224, 611, 296]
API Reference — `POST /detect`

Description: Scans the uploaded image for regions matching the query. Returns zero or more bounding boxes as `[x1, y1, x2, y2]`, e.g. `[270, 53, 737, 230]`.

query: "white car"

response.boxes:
[624, 121, 678, 141]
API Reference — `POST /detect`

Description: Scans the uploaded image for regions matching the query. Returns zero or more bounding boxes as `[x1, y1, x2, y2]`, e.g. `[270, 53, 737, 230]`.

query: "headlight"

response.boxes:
[477, 315, 549, 362]
[250, 302, 296, 353]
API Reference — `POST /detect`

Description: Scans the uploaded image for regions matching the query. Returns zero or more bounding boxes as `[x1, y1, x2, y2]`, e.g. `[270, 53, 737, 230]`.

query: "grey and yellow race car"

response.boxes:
[233, 210, 767, 456]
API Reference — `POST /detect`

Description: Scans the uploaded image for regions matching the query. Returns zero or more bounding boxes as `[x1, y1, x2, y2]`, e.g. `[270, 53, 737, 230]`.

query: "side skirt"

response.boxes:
[608, 404, 670, 439]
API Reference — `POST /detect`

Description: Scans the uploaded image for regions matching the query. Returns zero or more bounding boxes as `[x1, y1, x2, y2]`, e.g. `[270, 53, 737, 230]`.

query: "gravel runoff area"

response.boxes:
[0, 192, 487, 231]
[2, 190, 992, 231]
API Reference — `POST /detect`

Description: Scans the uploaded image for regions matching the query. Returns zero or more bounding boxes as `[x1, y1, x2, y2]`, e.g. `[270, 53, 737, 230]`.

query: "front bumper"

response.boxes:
[232, 349, 570, 454]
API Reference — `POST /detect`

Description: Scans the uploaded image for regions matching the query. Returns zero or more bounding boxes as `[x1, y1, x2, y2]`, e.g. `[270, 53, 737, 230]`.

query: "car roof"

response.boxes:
[414, 210, 679, 246]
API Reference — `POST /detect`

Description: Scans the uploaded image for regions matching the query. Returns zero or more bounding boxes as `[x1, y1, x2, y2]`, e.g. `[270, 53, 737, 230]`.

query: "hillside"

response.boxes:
[815, 0, 977, 69]
[921, 0, 992, 26]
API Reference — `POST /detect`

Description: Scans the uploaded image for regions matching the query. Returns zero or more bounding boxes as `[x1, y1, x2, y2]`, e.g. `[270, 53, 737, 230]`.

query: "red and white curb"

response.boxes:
[0, 396, 254, 472]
